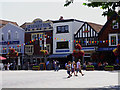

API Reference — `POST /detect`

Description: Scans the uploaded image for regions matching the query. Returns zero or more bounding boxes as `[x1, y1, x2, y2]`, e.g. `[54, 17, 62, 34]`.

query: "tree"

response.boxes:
[64, 0, 120, 17]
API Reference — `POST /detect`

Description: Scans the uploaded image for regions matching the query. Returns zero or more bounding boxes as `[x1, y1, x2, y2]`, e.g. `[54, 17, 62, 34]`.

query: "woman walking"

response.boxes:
[76, 59, 84, 76]
[66, 61, 72, 78]
[71, 61, 76, 76]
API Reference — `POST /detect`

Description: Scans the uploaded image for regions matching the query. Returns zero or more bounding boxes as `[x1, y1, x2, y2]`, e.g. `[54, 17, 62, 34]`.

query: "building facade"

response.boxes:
[21, 18, 53, 63]
[98, 12, 120, 50]
[74, 22, 103, 62]
[0, 20, 25, 61]
[52, 19, 84, 55]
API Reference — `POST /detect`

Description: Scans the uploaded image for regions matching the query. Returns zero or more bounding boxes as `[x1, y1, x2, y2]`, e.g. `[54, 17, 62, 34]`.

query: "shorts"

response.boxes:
[67, 71, 70, 75]
[72, 68, 75, 73]
[76, 68, 81, 73]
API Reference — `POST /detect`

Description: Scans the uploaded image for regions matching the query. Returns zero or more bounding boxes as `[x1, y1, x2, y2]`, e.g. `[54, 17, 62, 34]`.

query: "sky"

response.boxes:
[0, 0, 107, 26]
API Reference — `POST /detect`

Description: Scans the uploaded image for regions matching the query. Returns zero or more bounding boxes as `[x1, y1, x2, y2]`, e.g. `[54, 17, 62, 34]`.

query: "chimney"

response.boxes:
[59, 16, 64, 20]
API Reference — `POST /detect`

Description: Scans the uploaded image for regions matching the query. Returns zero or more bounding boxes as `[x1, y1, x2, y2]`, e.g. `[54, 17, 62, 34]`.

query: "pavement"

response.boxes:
[0, 70, 119, 88]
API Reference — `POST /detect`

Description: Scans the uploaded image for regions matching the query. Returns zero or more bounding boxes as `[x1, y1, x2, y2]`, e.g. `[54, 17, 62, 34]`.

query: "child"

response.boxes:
[66, 61, 72, 78]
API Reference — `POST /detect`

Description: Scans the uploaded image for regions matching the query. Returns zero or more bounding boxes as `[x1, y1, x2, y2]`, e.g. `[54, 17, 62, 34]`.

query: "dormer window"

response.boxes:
[112, 20, 119, 29]
[8, 30, 11, 40]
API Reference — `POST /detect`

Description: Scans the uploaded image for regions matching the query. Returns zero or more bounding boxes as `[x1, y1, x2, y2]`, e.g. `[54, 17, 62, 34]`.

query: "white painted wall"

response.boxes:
[53, 20, 84, 54]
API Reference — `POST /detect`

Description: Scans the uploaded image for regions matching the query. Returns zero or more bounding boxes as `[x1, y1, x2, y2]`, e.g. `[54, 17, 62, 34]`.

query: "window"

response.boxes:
[112, 20, 119, 29]
[1, 33, 4, 41]
[39, 33, 44, 39]
[15, 46, 21, 53]
[15, 31, 18, 40]
[8, 30, 11, 40]
[57, 41, 69, 49]
[109, 34, 118, 46]
[32, 34, 37, 40]
[57, 25, 69, 33]
[25, 45, 34, 53]
[2, 47, 6, 54]
[111, 36, 116, 45]
[46, 44, 50, 54]
[118, 34, 120, 44]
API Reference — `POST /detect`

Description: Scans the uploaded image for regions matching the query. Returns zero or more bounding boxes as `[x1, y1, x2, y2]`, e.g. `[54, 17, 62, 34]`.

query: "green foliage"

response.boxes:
[105, 65, 114, 68]
[65, 1, 120, 17]
[87, 65, 94, 68]
[33, 66, 40, 68]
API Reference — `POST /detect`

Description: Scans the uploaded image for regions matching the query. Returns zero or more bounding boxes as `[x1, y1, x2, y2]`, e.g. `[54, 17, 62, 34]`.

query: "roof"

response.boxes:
[87, 22, 103, 33]
[0, 19, 18, 28]
[98, 12, 120, 36]
[52, 19, 84, 23]
[20, 22, 30, 28]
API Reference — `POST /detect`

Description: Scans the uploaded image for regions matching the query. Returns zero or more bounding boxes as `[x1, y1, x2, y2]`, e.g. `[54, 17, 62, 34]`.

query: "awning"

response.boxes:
[0, 56, 6, 60]
[48, 54, 70, 58]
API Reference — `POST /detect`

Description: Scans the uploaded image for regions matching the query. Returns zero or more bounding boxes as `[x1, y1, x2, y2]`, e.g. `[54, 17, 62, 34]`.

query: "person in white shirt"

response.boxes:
[7, 63, 10, 70]
[76, 59, 84, 76]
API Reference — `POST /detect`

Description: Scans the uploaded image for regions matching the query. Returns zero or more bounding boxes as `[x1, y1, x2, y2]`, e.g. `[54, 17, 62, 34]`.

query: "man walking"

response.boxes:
[76, 59, 84, 76]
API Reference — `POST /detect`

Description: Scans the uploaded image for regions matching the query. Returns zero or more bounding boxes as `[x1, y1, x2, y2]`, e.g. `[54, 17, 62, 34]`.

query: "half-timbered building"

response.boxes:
[74, 22, 103, 62]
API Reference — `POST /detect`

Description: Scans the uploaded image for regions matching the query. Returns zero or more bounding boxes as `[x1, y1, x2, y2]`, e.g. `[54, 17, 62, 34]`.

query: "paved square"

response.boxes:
[0, 70, 119, 88]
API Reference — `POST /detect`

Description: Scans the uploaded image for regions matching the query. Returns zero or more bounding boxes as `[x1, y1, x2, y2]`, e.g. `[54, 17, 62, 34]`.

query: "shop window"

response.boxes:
[57, 41, 69, 49]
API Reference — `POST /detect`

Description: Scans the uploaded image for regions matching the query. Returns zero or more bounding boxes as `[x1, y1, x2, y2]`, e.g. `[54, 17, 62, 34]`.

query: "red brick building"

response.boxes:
[97, 12, 120, 64]
[98, 12, 120, 50]
[21, 18, 53, 63]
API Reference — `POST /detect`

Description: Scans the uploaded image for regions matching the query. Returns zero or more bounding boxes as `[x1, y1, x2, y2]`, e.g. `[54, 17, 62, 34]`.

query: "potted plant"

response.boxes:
[86, 65, 94, 71]
[32, 65, 40, 70]
[40, 50, 48, 56]
[104, 65, 114, 71]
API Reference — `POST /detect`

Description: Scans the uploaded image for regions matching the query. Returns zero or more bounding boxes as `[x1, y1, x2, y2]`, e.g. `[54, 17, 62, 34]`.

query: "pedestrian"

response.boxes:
[76, 59, 84, 76]
[54, 60, 57, 71]
[66, 61, 72, 78]
[28, 62, 30, 70]
[71, 61, 76, 76]
[7, 63, 10, 70]
[56, 60, 60, 71]
[65, 63, 67, 69]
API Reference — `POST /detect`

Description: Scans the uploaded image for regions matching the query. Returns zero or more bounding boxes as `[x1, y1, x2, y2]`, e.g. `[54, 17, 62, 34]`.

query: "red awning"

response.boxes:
[0, 56, 6, 60]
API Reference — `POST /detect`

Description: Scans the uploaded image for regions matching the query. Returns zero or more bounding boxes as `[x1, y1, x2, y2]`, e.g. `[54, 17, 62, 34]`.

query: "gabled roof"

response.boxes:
[87, 22, 103, 33]
[98, 12, 120, 36]
[0, 19, 18, 28]
[0, 23, 25, 32]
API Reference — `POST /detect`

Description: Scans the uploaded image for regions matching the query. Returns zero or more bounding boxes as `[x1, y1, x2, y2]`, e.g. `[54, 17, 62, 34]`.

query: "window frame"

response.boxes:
[8, 30, 11, 40]
[15, 31, 19, 40]
[56, 25, 69, 34]
[56, 41, 69, 49]
[112, 20, 119, 29]
[109, 34, 118, 46]
[31, 34, 37, 40]
[1, 33, 4, 41]
[25, 45, 34, 53]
